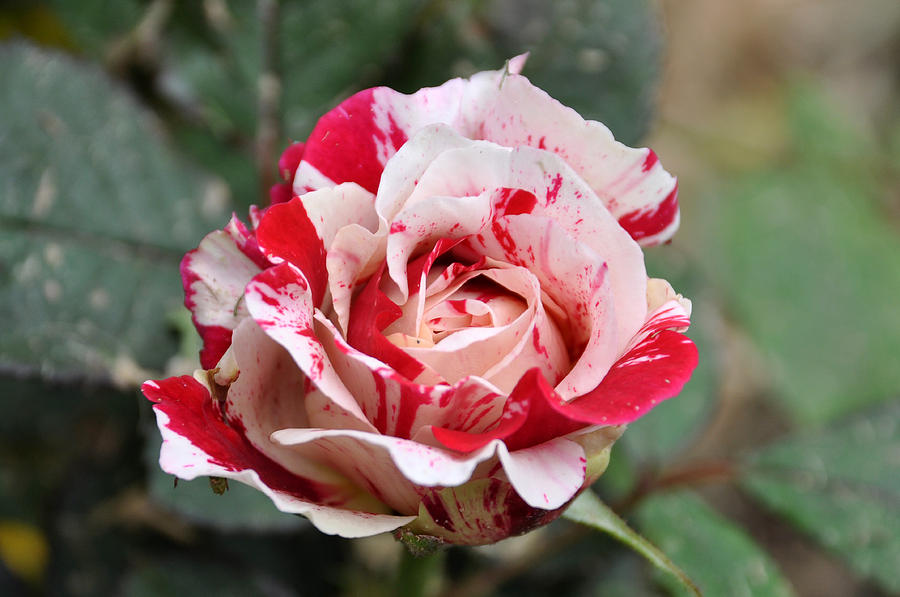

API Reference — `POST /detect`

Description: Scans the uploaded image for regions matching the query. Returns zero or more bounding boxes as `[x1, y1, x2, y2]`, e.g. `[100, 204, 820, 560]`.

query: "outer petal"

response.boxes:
[294, 81, 468, 195]
[142, 376, 414, 537]
[503, 320, 697, 450]
[182, 228, 263, 368]
[292, 60, 526, 197]
[459, 71, 680, 245]
[496, 438, 586, 509]
[411, 478, 568, 545]
[255, 197, 329, 307]
[270, 427, 503, 513]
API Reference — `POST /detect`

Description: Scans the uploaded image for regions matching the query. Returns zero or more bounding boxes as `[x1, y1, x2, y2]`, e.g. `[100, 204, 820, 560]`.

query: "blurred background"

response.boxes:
[1, 0, 898, 595]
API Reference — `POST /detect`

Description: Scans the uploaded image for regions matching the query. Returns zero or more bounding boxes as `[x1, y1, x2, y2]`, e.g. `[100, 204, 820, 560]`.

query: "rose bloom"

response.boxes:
[143, 57, 697, 545]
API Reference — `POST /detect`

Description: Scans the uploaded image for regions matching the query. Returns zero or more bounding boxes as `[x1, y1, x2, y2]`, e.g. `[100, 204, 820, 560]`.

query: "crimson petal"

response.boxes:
[256, 197, 329, 307]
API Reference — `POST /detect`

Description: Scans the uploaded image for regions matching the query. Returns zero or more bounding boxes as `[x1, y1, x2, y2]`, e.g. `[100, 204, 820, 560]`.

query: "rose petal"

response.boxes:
[278, 141, 306, 181]
[244, 262, 373, 427]
[316, 312, 508, 439]
[270, 428, 502, 511]
[294, 79, 470, 195]
[375, 123, 474, 223]
[182, 229, 263, 368]
[144, 375, 413, 537]
[256, 197, 329, 307]
[299, 183, 379, 249]
[403, 265, 568, 393]
[496, 438, 586, 509]
[647, 277, 693, 322]
[346, 264, 430, 382]
[464, 213, 620, 396]
[386, 138, 648, 355]
[459, 71, 680, 245]
[503, 324, 698, 449]
[326, 223, 386, 334]
[386, 192, 492, 300]
[414, 478, 566, 545]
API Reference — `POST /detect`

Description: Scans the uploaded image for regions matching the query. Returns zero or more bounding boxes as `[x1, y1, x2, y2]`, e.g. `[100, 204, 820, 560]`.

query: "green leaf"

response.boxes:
[742, 401, 900, 594]
[43, 0, 142, 57]
[0, 42, 230, 381]
[700, 85, 900, 425]
[144, 433, 302, 532]
[161, 0, 429, 207]
[564, 490, 701, 596]
[382, 0, 663, 145]
[279, 0, 430, 138]
[637, 491, 796, 597]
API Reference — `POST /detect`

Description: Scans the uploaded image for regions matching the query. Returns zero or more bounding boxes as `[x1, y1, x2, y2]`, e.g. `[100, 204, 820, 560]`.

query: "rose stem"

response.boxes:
[396, 547, 445, 597]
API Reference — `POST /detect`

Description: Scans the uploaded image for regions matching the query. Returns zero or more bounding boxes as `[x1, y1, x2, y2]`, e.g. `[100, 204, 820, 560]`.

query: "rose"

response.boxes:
[143, 57, 697, 545]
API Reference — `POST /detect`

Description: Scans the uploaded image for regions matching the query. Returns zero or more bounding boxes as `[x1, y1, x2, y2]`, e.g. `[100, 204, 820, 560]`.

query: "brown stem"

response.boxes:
[255, 0, 282, 204]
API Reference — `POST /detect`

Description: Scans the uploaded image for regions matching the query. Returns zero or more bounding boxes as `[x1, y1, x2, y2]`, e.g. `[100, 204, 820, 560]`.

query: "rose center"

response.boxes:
[385, 274, 527, 349]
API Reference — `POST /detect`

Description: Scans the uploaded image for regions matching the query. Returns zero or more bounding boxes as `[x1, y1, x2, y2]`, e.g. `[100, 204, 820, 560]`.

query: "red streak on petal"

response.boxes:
[372, 373, 388, 434]
[496, 187, 538, 216]
[641, 148, 658, 172]
[300, 88, 408, 194]
[225, 216, 272, 270]
[421, 493, 455, 531]
[490, 219, 522, 266]
[144, 376, 333, 502]
[531, 326, 550, 359]
[195, 325, 233, 370]
[256, 197, 328, 306]
[545, 173, 563, 205]
[392, 384, 433, 440]
[617, 183, 679, 243]
[347, 265, 426, 381]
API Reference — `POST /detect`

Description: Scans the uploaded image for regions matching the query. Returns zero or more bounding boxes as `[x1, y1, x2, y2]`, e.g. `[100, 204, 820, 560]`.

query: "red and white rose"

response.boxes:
[143, 57, 697, 545]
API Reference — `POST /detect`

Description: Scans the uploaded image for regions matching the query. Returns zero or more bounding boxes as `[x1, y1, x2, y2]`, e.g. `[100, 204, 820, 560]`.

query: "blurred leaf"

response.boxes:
[383, 0, 663, 145]
[701, 85, 900, 424]
[145, 434, 303, 532]
[44, 0, 142, 57]
[121, 558, 291, 597]
[622, 248, 718, 464]
[564, 490, 701, 596]
[0, 42, 230, 381]
[0, 3, 76, 50]
[159, 0, 429, 207]
[278, 0, 429, 136]
[742, 400, 900, 594]
[637, 491, 796, 597]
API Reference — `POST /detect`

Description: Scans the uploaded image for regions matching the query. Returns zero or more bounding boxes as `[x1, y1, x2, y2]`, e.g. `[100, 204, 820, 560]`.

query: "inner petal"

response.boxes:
[401, 264, 567, 392]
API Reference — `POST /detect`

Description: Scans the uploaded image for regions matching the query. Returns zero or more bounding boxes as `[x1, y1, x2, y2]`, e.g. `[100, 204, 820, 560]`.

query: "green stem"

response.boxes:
[396, 547, 444, 597]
